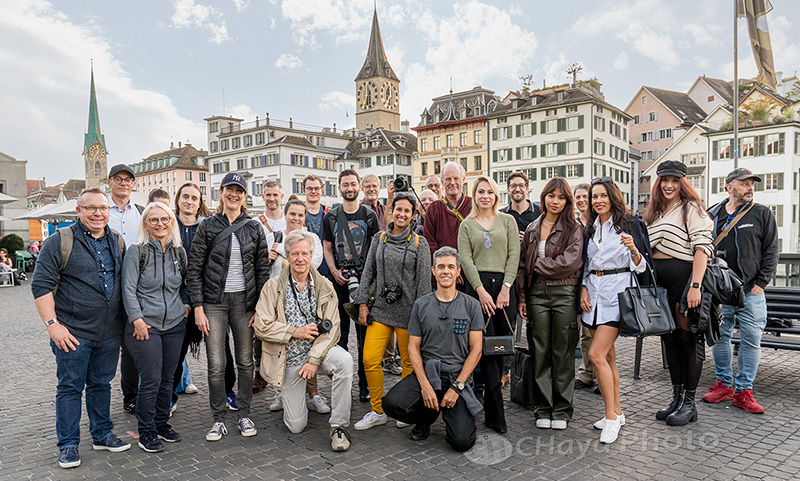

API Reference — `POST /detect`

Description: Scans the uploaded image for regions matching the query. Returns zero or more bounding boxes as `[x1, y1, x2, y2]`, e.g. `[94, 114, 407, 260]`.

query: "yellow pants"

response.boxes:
[363, 321, 412, 414]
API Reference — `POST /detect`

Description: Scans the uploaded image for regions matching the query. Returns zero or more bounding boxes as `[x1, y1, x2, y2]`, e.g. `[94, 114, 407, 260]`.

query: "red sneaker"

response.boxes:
[701, 381, 734, 403]
[732, 389, 765, 414]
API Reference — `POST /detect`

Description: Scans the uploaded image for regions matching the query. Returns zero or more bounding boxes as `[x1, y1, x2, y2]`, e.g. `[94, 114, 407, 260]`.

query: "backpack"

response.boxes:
[138, 244, 188, 278]
[58, 226, 125, 272]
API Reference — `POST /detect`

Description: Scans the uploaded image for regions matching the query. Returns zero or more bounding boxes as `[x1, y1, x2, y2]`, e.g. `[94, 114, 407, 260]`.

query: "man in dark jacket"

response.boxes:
[32, 188, 131, 469]
[703, 168, 778, 414]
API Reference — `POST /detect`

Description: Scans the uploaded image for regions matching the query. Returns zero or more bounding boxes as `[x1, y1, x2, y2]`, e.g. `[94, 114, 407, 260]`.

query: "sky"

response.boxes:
[2, 0, 799, 185]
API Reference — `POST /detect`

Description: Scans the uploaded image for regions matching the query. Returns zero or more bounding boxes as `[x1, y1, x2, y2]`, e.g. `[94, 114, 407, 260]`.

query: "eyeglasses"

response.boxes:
[304, 186, 322, 192]
[147, 217, 172, 226]
[590, 177, 613, 185]
[111, 177, 135, 185]
[79, 205, 110, 214]
[508, 182, 528, 190]
[483, 230, 492, 248]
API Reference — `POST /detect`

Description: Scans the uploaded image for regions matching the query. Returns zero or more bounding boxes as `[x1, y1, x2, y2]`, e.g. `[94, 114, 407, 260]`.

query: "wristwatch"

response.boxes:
[503, 282, 512, 288]
[690, 282, 701, 289]
[452, 381, 465, 393]
[44, 319, 57, 328]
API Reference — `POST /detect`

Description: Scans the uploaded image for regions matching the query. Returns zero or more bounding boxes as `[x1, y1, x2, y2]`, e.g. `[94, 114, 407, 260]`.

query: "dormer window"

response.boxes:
[557, 92, 564, 101]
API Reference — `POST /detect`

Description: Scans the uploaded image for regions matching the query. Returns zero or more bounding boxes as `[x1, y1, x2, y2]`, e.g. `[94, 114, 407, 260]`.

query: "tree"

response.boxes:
[0, 234, 24, 254]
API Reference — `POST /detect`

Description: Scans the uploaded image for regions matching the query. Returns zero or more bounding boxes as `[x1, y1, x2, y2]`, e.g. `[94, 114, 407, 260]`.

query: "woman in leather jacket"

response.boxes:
[517, 177, 583, 431]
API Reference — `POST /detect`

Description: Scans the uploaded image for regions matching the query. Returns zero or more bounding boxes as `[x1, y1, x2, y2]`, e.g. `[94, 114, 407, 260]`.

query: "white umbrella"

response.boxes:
[14, 199, 79, 221]
[0, 193, 17, 205]
[0, 215, 12, 221]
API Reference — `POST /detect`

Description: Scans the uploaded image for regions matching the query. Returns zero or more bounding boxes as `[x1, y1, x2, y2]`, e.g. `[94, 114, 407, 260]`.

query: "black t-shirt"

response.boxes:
[322, 205, 378, 272]
[501, 202, 542, 233]
[715, 206, 741, 277]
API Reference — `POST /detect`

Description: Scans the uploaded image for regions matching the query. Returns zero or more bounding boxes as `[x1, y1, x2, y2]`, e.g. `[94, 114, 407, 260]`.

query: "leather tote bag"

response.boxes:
[618, 270, 676, 337]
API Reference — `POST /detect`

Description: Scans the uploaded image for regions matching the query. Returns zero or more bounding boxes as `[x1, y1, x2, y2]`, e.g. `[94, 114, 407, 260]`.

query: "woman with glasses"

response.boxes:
[580, 177, 652, 444]
[644, 161, 713, 426]
[121, 202, 188, 452]
[186, 173, 269, 442]
[352, 192, 431, 431]
[517, 177, 583, 430]
[458, 176, 520, 434]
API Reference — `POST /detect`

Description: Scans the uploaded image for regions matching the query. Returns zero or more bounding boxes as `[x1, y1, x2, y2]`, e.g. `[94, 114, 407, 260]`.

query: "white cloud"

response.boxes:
[170, 0, 229, 44]
[279, 0, 373, 47]
[232, 0, 251, 12]
[0, 0, 205, 183]
[613, 52, 629, 70]
[318, 92, 355, 112]
[275, 53, 304, 73]
[228, 104, 258, 121]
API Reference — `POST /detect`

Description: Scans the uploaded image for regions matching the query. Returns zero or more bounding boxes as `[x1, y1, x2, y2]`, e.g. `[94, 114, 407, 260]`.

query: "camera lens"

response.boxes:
[393, 177, 408, 192]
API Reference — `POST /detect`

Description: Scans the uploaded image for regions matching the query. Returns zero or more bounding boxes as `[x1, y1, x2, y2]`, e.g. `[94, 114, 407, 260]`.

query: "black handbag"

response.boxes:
[618, 269, 675, 337]
[482, 308, 515, 356]
[510, 346, 534, 409]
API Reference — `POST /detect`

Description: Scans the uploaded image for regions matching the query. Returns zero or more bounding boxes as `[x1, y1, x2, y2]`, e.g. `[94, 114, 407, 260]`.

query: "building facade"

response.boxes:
[488, 83, 633, 206]
[0, 151, 29, 240]
[339, 127, 416, 201]
[413, 86, 496, 194]
[131, 143, 210, 201]
[355, 8, 401, 132]
[83, 64, 109, 189]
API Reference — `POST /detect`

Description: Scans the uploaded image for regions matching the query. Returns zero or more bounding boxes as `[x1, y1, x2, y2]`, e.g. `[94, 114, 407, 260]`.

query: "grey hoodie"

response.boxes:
[122, 239, 188, 331]
[354, 222, 431, 329]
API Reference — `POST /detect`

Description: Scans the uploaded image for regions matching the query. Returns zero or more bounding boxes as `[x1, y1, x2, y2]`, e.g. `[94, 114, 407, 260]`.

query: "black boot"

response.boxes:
[656, 384, 683, 421]
[666, 390, 698, 426]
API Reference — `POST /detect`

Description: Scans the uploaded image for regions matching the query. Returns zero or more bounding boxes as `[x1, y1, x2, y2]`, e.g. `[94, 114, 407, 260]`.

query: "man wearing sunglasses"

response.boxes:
[106, 164, 144, 416]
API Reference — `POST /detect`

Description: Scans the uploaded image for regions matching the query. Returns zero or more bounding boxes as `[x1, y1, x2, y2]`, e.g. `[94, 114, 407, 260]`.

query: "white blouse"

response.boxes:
[582, 215, 646, 326]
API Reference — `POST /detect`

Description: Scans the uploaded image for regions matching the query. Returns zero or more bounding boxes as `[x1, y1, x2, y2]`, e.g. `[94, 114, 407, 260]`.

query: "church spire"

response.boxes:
[355, 6, 398, 82]
[84, 60, 106, 152]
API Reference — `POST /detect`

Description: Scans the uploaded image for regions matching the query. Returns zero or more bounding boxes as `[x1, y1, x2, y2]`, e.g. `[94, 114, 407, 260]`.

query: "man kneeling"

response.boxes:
[383, 246, 483, 452]
[253, 230, 353, 451]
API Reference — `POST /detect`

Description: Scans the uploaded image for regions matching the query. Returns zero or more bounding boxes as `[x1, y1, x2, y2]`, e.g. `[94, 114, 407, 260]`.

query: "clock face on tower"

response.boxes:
[357, 80, 378, 111]
[380, 82, 399, 111]
[88, 143, 106, 159]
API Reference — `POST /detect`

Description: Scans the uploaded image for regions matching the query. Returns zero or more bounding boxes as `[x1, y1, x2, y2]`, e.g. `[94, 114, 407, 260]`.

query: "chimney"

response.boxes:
[289, 117, 293, 129]
[333, 122, 337, 133]
[256, 115, 259, 127]
[170, 141, 174, 149]
[178, 141, 182, 148]
[401, 120, 410, 133]
[266, 112, 270, 125]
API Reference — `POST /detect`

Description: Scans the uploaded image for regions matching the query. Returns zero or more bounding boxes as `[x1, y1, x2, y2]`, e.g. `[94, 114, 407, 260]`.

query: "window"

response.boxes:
[460, 132, 468, 146]
[494, 170, 510, 183]
[647, 111, 658, 122]
[420, 138, 428, 152]
[200, 185, 207, 196]
[712, 139, 734, 160]
[566, 164, 581, 178]
[680, 153, 705, 165]
[199, 172, 206, 182]
[766, 133, 784, 155]
[210, 141, 218, 153]
[741, 137, 755, 157]
[237, 158, 246, 170]
[434, 161, 441, 175]
[473, 155, 482, 171]
[763, 173, 783, 190]
[521, 113, 532, 120]
[493, 126, 512, 140]
[256, 132, 265, 144]
[359, 157, 372, 168]
[566, 106, 578, 113]
[546, 109, 557, 116]
[209, 121, 218, 132]
[594, 116, 605, 132]
[497, 117, 508, 124]
[496, 149, 513, 162]
[711, 176, 727, 194]
[708, 95, 715, 102]
[185, 171, 192, 181]
[566, 140, 583, 154]
[221, 139, 229, 151]
[633, 115, 641, 125]
[769, 205, 784, 227]
[546, 119, 557, 134]
[421, 162, 428, 176]
[641, 95, 647, 105]
[433, 136, 441, 150]
[796, 133, 800, 155]
[232, 137, 241, 149]
[474, 130, 483, 144]
[446, 134, 454, 148]
[243, 135, 252, 147]
[316, 137, 326, 147]
[593, 139, 606, 155]
[252, 181, 263, 196]
[658, 129, 673, 139]
[546, 166, 558, 178]
[688, 175, 704, 190]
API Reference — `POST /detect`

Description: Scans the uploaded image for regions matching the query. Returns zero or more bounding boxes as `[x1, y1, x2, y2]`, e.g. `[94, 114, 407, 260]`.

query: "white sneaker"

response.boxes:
[551, 420, 567, 430]
[396, 421, 411, 428]
[354, 411, 388, 430]
[593, 412, 626, 430]
[238, 417, 258, 437]
[205, 422, 227, 441]
[184, 383, 198, 394]
[269, 393, 283, 411]
[535, 419, 551, 429]
[307, 395, 331, 414]
[600, 417, 621, 444]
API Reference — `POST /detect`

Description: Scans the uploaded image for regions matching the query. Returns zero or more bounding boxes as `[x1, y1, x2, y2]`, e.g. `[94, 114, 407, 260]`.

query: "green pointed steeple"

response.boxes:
[355, 6, 398, 82]
[84, 62, 107, 153]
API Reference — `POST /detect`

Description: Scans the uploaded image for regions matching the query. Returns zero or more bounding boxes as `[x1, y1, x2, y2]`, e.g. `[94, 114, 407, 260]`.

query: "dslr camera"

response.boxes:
[341, 264, 361, 302]
[382, 284, 403, 304]
[313, 317, 334, 336]
[392, 176, 410, 192]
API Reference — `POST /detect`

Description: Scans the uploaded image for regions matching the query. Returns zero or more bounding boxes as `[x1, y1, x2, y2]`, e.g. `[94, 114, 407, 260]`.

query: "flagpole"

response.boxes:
[733, 0, 739, 168]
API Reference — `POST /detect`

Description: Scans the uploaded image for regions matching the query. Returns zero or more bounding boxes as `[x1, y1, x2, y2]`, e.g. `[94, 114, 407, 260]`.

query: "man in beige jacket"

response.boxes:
[253, 230, 353, 452]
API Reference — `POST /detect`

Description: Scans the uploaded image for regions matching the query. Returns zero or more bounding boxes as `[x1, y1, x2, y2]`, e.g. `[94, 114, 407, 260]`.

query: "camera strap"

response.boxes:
[288, 276, 315, 324]
[335, 206, 364, 271]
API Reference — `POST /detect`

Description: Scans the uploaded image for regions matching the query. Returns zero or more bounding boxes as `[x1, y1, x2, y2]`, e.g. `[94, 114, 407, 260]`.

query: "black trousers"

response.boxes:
[465, 272, 512, 431]
[383, 373, 476, 452]
[120, 338, 138, 406]
[334, 280, 367, 391]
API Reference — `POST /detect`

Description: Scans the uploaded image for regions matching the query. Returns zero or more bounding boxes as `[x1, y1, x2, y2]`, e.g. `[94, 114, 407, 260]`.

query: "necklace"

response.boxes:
[543, 218, 555, 225]
[436, 292, 458, 320]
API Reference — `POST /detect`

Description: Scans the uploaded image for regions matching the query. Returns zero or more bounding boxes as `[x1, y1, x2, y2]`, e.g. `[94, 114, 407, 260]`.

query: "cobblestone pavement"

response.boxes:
[2, 283, 800, 480]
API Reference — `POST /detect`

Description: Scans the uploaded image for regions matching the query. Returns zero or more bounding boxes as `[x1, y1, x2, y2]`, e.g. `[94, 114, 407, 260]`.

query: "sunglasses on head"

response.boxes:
[591, 177, 614, 185]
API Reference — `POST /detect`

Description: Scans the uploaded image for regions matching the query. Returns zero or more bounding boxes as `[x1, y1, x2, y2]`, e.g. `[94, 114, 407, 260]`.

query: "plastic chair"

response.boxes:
[0, 267, 15, 287]
[15, 251, 34, 272]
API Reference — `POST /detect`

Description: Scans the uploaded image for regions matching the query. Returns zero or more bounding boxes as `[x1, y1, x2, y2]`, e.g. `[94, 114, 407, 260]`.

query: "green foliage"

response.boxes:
[0, 234, 24, 254]
[787, 86, 800, 101]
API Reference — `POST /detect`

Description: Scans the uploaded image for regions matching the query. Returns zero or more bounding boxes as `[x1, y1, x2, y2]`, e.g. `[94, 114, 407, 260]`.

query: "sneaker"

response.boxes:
[732, 389, 765, 414]
[138, 432, 164, 453]
[599, 417, 621, 444]
[390, 360, 403, 376]
[169, 401, 177, 417]
[702, 381, 734, 403]
[269, 393, 283, 411]
[330, 426, 351, 452]
[183, 383, 198, 394]
[354, 411, 388, 430]
[396, 421, 411, 428]
[123, 401, 136, 414]
[410, 423, 430, 441]
[307, 395, 331, 414]
[535, 418, 551, 429]
[58, 446, 80, 469]
[594, 412, 626, 430]
[238, 417, 258, 437]
[382, 360, 393, 373]
[157, 424, 182, 443]
[551, 420, 568, 430]
[226, 393, 238, 411]
[91, 433, 131, 452]
[205, 422, 227, 441]
[574, 379, 594, 389]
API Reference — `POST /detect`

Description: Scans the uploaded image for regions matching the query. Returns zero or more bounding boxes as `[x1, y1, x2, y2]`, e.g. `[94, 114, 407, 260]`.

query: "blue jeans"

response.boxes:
[713, 292, 767, 391]
[125, 321, 186, 436]
[51, 334, 120, 449]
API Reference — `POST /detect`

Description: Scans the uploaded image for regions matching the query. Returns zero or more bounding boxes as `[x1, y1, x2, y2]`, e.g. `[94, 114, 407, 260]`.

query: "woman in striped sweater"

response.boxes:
[644, 160, 714, 426]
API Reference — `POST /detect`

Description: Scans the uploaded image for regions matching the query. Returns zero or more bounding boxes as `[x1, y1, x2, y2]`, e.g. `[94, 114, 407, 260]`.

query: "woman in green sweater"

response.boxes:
[458, 175, 520, 434]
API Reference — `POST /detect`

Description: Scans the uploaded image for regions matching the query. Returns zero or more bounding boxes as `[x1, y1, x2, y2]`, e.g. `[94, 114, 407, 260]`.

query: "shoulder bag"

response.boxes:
[618, 268, 676, 337]
[483, 307, 515, 356]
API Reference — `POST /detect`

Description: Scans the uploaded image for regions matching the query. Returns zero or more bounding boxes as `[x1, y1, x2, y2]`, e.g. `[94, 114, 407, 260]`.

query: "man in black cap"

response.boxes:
[106, 163, 144, 414]
[703, 168, 778, 414]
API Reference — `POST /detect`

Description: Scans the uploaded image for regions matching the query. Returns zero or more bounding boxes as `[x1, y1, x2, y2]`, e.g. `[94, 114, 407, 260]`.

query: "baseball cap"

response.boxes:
[220, 172, 247, 191]
[656, 160, 687, 178]
[725, 168, 762, 185]
[108, 164, 135, 179]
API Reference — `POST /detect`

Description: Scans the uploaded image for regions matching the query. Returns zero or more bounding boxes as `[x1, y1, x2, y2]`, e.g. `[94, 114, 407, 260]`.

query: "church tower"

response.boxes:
[355, 7, 400, 131]
[83, 62, 108, 188]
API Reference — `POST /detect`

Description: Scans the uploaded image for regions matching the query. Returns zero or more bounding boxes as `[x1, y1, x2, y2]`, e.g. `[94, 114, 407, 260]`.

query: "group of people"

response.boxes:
[32, 158, 778, 468]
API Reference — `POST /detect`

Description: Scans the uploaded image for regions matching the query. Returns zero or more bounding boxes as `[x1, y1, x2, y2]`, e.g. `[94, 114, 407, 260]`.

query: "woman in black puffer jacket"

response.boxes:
[186, 173, 269, 442]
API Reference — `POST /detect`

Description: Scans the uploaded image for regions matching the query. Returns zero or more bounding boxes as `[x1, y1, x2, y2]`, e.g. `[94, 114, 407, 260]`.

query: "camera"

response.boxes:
[342, 268, 361, 302]
[382, 284, 403, 304]
[392, 176, 410, 192]
[313, 317, 333, 335]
